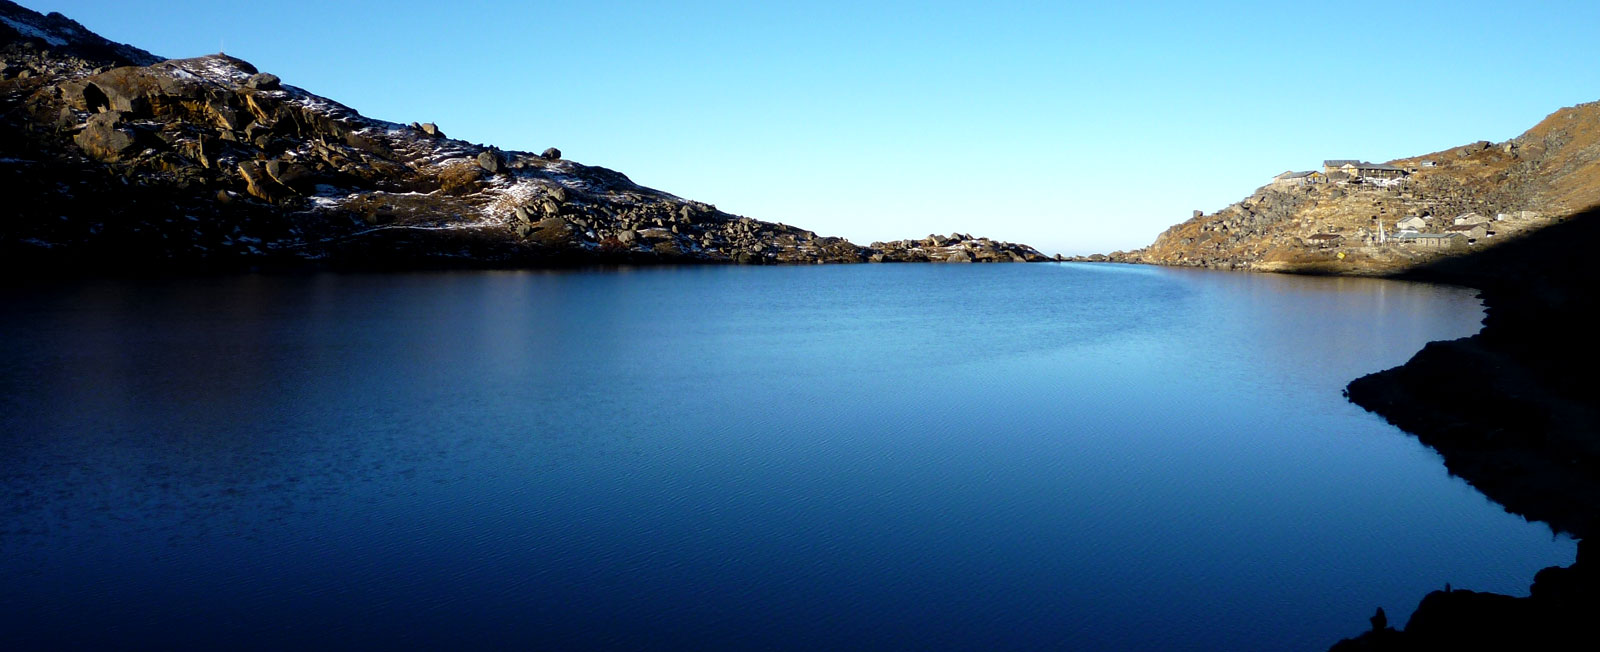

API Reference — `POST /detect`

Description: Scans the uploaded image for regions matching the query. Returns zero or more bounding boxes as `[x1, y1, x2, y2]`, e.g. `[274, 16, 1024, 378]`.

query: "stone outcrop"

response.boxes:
[71, 110, 136, 161]
[866, 233, 1045, 263]
[1, 0, 1048, 272]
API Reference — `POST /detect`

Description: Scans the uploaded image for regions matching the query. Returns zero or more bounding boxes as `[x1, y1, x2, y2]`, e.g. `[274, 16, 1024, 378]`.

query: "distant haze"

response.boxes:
[30, 1, 1600, 255]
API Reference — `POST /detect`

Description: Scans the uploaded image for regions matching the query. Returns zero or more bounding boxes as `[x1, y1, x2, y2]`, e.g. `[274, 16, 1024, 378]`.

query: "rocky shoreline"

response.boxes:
[2, 2, 1048, 274]
[1328, 209, 1599, 649]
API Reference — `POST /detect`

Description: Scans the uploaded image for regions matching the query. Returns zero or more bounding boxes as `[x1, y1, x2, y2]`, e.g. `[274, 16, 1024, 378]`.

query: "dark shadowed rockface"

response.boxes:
[1349, 209, 1600, 539]
[1329, 208, 1600, 649]
[1328, 541, 1598, 651]
[1, 0, 1046, 274]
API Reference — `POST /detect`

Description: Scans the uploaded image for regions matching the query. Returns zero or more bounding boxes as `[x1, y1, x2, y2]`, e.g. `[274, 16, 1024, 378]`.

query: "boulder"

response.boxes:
[237, 160, 292, 203]
[476, 150, 502, 174]
[264, 159, 317, 192]
[58, 80, 108, 111]
[653, 240, 682, 256]
[419, 122, 442, 138]
[83, 62, 215, 115]
[208, 102, 247, 131]
[82, 67, 154, 114]
[244, 121, 272, 142]
[946, 249, 972, 263]
[531, 216, 574, 246]
[245, 72, 281, 90]
[72, 111, 138, 162]
[540, 147, 561, 160]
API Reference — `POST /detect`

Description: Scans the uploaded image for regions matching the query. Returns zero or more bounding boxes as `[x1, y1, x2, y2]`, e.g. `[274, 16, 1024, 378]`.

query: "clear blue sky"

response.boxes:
[26, 1, 1600, 254]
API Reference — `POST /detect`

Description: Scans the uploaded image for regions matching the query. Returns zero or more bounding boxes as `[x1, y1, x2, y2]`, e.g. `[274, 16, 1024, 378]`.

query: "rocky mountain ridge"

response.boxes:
[1, 0, 1047, 273]
[1104, 100, 1600, 275]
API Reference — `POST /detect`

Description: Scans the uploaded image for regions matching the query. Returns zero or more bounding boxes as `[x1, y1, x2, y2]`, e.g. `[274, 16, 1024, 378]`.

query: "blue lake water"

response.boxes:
[0, 263, 1575, 650]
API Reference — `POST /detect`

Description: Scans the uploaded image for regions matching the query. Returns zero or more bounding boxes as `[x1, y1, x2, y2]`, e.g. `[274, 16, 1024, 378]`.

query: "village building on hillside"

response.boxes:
[1395, 215, 1428, 232]
[1454, 212, 1492, 226]
[1445, 223, 1490, 243]
[1323, 160, 1360, 174]
[1271, 170, 1326, 186]
[1394, 231, 1467, 251]
[1322, 160, 1409, 182]
[1306, 233, 1344, 248]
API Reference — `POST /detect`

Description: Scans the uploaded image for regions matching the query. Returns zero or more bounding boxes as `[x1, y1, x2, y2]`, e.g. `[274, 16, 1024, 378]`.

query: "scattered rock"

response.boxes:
[530, 216, 573, 246]
[264, 159, 316, 192]
[476, 150, 501, 174]
[245, 73, 280, 90]
[72, 110, 137, 161]
[236, 160, 291, 203]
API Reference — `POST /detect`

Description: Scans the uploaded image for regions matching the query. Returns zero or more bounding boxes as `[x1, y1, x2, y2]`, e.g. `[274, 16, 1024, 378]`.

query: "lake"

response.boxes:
[0, 263, 1574, 650]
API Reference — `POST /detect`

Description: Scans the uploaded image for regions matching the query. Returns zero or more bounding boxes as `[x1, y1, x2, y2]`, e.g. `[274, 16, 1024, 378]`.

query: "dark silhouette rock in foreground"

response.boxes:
[1, 0, 1048, 274]
[1347, 207, 1600, 540]
[1331, 207, 1600, 649]
[1329, 541, 1598, 650]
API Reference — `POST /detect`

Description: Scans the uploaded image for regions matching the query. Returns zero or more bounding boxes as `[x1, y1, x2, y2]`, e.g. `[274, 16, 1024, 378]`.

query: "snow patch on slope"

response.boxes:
[2, 15, 66, 46]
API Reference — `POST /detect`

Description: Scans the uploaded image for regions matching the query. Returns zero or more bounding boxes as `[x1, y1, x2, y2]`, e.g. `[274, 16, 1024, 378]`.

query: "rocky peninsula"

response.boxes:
[1, 1, 1047, 274]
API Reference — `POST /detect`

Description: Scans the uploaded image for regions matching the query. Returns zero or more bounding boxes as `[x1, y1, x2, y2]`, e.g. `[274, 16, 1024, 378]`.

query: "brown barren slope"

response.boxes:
[1125, 101, 1600, 275]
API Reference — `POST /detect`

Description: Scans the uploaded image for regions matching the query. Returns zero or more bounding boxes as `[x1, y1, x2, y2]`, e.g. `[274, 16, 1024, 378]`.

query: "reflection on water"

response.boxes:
[0, 264, 1572, 651]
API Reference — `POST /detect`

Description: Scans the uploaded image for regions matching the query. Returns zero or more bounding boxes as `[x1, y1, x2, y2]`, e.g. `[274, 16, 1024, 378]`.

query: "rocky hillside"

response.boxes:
[1115, 101, 1600, 274]
[1, 0, 1047, 273]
